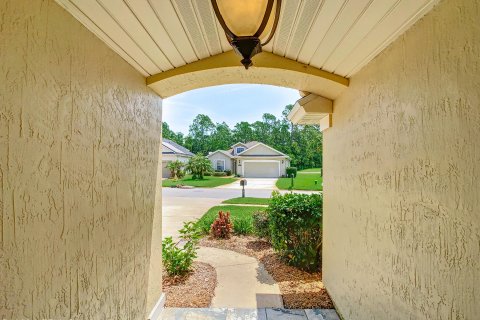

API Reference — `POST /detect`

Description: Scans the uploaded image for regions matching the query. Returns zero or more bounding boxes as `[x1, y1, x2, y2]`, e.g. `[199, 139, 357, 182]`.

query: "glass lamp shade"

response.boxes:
[212, 0, 281, 69]
[215, 0, 277, 41]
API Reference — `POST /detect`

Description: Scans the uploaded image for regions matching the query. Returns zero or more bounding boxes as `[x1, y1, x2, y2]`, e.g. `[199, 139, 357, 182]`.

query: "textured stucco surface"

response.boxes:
[323, 0, 480, 319]
[0, 0, 162, 319]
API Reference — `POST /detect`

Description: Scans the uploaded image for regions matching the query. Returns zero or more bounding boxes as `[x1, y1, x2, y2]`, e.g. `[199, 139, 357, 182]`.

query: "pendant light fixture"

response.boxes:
[211, 0, 282, 69]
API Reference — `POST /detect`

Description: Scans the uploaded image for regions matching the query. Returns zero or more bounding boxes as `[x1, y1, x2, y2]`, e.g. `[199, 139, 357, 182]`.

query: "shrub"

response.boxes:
[186, 154, 212, 179]
[233, 217, 253, 235]
[210, 211, 233, 239]
[224, 169, 232, 176]
[253, 211, 270, 239]
[286, 167, 297, 178]
[177, 169, 185, 179]
[166, 160, 184, 180]
[162, 221, 201, 276]
[212, 171, 227, 177]
[267, 191, 322, 271]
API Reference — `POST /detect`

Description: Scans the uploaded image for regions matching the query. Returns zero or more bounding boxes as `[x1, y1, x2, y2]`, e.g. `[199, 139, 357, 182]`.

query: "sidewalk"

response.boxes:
[196, 247, 283, 309]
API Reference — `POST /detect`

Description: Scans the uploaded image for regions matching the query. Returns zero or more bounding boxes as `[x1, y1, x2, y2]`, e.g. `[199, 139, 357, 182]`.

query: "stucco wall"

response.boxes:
[0, 0, 162, 319]
[323, 0, 480, 319]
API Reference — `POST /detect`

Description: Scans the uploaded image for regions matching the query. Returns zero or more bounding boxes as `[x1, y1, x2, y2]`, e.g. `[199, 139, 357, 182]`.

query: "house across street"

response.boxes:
[161, 139, 194, 178]
[208, 141, 290, 178]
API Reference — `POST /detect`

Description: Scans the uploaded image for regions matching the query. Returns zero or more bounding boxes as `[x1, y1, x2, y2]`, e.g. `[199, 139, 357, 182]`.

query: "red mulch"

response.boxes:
[163, 262, 217, 307]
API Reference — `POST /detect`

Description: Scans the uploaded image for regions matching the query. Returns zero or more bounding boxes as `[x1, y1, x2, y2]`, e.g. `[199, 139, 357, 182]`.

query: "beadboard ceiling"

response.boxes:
[55, 0, 438, 78]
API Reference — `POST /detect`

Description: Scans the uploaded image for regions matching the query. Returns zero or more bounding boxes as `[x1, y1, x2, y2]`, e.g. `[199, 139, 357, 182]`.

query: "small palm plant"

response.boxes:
[166, 160, 184, 180]
[186, 154, 212, 179]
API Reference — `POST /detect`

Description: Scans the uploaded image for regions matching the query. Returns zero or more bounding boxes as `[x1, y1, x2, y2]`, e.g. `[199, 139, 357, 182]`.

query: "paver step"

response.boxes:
[161, 308, 340, 320]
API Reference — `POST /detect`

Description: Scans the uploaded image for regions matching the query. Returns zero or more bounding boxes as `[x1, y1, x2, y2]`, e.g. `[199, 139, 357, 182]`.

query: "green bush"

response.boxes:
[162, 221, 201, 276]
[286, 167, 297, 178]
[253, 211, 270, 239]
[177, 170, 185, 179]
[212, 171, 227, 177]
[267, 191, 322, 271]
[166, 160, 185, 180]
[233, 217, 253, 235]
[186, 154, 212, 179]
[224, 169, 232, 176]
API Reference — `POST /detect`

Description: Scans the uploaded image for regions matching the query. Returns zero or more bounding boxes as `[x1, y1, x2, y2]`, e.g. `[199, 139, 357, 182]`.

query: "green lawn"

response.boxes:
[276, 173, 323, 191]
[196, 205, 264, 235]
[162, 174, 237, 188]
[299, 167, 322, 173]
[221, 197, 270, 205]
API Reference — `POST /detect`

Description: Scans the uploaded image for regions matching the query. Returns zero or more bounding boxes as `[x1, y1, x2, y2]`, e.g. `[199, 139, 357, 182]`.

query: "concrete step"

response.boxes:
[161, 308, 340, 320]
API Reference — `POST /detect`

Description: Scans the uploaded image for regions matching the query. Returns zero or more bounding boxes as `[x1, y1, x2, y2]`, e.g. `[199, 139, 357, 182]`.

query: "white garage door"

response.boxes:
[162, 161, 171, 178]
[243, 161, 279, 178]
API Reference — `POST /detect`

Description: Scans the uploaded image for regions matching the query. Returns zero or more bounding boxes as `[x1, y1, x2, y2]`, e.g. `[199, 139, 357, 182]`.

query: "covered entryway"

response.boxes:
[243, 161, 280, 178]
[5, 0, 479, 320]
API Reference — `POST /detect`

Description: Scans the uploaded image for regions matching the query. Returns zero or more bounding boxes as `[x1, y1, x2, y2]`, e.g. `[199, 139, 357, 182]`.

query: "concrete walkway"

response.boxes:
[196, 247, 283, 309]
[161, 308, 340, 320]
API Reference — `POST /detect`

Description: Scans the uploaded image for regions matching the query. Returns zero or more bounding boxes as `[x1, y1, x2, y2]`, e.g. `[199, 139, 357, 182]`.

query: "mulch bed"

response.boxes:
[163, 262, 217, 307]
[199, 236, 334, 309]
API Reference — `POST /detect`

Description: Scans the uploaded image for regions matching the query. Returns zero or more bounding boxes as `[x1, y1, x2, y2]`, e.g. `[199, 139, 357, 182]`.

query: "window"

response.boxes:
[216, 160, 225, 171]
[236, 147, 245, 154]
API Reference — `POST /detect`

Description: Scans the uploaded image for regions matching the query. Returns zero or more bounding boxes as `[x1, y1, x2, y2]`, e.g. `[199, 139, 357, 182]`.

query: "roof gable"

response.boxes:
[230, 142, 248, 149]
[236, 142, 287, 157]
[207, 150, 233, 158]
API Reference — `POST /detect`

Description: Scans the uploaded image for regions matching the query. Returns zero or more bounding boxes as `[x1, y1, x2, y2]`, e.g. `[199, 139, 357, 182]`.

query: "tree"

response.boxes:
[186, 154, 212, 179]
[210, 122, 233, 151]
[232, 122, 254, 143]
[166, 160, 184, 180]
[162, 122, 184, 145]
[186, 115, 215, 155]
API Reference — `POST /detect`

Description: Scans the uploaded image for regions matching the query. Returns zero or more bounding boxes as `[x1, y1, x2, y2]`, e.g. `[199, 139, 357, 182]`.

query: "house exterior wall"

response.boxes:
[208, 153, 233, 171]
[323, 0, 480, 319]
[162, 155, 190, 178]
[163, 154, 191, 163]
[0, 0, 162, 319]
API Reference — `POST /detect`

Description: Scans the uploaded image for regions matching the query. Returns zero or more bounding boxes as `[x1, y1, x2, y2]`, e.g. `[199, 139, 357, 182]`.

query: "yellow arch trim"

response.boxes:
[146, 51, 349, 99]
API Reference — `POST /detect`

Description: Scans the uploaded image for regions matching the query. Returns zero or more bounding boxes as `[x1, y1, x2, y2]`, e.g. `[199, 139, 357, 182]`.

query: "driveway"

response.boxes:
[162, 189, 223, 239]
[217, 178, 278, 190]
[162, 187, 275, 239]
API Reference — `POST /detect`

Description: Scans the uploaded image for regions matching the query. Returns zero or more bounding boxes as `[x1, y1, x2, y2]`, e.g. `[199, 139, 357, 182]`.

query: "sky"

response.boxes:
[162, 84, 301, 134]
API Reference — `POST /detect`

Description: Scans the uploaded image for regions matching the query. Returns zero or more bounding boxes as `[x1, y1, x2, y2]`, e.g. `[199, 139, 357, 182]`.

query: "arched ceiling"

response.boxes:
[55, 0, 438, 91]
[146, 51, 349, 99]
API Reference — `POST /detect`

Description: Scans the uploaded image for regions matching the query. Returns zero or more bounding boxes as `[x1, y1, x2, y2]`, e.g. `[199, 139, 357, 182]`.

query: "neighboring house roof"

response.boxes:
[162, 139, 194, 157]
[212, 141, 290, 159]
[207, 150, 234, 158]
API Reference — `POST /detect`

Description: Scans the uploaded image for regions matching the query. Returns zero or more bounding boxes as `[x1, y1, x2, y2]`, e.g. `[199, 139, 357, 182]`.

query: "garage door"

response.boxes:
[162, 161, 171, 178]
[243, 161, 279, 178]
